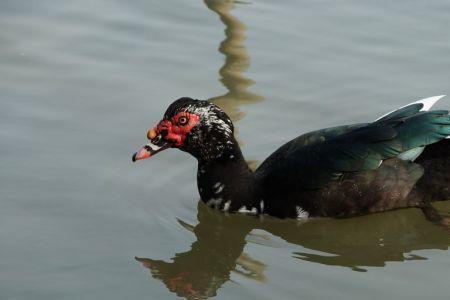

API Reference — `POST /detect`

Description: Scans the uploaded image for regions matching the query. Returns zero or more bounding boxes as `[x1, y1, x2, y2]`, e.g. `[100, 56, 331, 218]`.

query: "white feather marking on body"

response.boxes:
[223, 201, 231, 212]
[207, 198, 222, 209]
[215, 183, 225, 194]
[238, 206, 258, 215]
[296, 206, 309, 219]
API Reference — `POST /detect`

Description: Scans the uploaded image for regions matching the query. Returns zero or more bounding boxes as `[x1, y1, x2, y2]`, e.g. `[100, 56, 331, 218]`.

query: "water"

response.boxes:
[1, 0, 450, 299]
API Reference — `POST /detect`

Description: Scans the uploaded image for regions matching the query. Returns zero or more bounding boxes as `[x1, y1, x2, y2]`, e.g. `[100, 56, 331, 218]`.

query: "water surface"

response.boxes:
[1, 0, 450, 299]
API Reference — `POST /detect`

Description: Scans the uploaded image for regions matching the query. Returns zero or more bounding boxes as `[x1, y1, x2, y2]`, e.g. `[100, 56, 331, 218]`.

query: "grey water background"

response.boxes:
[1, 0, 450, 299]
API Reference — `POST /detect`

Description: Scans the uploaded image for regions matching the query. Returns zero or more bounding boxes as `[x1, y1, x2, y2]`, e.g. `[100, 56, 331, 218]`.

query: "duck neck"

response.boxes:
[196, 139, 260, 213]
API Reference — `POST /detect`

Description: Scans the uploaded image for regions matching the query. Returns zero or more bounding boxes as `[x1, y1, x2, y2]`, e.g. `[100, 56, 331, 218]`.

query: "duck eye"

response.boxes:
[178, 116, 188, 125]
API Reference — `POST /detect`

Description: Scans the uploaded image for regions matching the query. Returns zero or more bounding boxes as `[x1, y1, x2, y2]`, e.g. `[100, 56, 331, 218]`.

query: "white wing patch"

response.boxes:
[375, 95, 446, 122]
[375, 95, 449, 156]
[415, 95, 446, 111]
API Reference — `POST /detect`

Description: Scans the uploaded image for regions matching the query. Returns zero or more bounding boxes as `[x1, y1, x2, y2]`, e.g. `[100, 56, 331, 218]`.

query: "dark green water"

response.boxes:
[1, 1, 450, 299]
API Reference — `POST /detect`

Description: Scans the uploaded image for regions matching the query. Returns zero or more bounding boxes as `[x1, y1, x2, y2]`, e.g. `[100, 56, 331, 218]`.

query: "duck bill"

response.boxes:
[132, 141, 171, 162]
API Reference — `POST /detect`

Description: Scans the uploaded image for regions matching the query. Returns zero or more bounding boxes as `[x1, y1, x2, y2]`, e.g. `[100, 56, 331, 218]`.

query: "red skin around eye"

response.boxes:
[156, 112, 200, 146]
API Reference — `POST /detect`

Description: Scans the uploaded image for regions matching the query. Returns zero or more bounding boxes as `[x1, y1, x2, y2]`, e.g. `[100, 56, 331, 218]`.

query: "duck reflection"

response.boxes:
[137, 202, 450, 298]
[136, 203, 256, 299]
[268, 203, 450, 272]
[204, 0, 263, 123]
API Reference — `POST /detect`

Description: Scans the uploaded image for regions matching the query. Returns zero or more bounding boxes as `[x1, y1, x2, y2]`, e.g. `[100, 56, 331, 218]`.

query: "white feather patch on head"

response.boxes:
[182, 102, 235, 160]
[187, 104, 233, 138]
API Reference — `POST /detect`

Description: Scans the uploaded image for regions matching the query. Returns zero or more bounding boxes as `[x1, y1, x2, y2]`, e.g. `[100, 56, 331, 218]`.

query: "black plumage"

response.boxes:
[133, 97, 450, 223]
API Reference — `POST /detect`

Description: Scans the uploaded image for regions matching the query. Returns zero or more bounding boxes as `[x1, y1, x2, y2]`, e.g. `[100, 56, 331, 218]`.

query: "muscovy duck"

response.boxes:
[132, 96, 450, 222]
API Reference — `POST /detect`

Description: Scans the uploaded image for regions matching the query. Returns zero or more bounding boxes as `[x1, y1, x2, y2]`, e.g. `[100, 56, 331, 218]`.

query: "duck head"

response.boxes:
[132, 97, 235, 162]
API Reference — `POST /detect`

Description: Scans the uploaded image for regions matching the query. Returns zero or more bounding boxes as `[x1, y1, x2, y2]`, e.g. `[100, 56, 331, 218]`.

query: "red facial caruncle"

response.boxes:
[156, 112, 200, 147]
[132, 112, 200, 162]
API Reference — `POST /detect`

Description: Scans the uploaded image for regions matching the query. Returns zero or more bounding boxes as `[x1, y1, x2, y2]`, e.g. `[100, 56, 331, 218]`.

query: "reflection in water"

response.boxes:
[136, 204, 255, 299]
[138, 202, 450, 298]
[204, 0, 263, 123]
